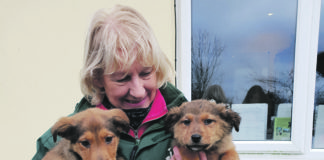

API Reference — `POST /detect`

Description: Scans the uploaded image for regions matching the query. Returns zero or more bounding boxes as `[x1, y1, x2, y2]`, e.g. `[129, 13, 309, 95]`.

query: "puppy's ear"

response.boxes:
[51, 117, 78, 142]
[165, 107, 182, 131]
[108, 109, 130, 133]
[220, 108, 241, 132]
[111, 116, 130, 134]
[227, 109, 241, 132]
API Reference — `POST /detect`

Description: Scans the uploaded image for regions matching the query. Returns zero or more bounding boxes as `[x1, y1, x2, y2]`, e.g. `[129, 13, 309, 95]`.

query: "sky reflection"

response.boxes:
[191, 0, 297, 103]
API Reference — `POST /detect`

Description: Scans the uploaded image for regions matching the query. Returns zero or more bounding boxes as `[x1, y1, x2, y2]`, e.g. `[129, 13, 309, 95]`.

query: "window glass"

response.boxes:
[191, 0, 298, 140]
[313, 1, 324, 149]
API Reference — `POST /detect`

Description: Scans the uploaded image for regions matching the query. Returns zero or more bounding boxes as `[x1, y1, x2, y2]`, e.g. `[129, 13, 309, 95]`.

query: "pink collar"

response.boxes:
[96, 89, 167, 138]
[96, 89, 167, 121]
[141, 89, 168, 123]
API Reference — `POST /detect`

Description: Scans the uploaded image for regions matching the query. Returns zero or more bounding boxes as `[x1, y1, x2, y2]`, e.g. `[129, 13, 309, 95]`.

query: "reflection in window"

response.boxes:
[191, 0, 297, 140]
[313, 1, 324, 149]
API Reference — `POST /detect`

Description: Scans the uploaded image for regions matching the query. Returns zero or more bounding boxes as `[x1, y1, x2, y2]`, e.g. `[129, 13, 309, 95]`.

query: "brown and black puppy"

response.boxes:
[42, 108, 129, 160]
[166, 99, 241, 160]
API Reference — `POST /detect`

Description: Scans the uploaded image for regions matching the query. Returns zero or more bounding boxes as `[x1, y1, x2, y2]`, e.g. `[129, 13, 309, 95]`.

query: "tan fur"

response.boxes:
[166, 99, 241, 160]
[42, 108, 129, 160]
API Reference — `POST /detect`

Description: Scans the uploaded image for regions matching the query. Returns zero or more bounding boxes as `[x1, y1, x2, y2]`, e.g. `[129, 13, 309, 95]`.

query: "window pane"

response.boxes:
[191, 0, 297, 141]
[313, 1, 324, 149]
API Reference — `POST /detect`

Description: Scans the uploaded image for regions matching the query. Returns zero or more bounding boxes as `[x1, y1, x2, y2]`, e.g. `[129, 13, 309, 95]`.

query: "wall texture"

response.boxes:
[0, 0, 175, 159]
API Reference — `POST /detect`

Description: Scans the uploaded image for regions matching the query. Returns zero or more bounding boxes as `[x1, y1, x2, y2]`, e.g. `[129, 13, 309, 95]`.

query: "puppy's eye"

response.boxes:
[204, 119, 215, 125]
[80, 140, 90, 148]
[182, 119, 191, 126]
[105, 136, 113, 144]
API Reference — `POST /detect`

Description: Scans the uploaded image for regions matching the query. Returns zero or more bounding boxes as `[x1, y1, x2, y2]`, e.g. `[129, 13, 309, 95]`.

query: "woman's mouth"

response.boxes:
[124, 97, 147, 108]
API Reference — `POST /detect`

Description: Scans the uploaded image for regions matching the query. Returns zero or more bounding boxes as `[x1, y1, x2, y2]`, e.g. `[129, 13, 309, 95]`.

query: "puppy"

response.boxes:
[166, 99, 241, 160]
[42, 108, 129, 160]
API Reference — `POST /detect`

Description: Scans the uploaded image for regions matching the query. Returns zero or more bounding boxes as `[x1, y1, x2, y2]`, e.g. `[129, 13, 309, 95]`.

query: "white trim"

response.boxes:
[175, 0, 191, 101]
[175, 0, 323, 159]
[290, 0, 320, 154]
[302, 0, 321, 155]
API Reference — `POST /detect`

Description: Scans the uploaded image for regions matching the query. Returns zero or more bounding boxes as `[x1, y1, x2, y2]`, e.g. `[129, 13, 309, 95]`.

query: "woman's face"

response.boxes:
[102, 60, 157, 110]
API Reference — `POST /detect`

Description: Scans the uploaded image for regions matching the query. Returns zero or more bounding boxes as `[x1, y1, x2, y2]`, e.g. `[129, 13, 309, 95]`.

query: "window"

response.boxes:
[175, 0, 324, 159]
[191, 0, 297, 142]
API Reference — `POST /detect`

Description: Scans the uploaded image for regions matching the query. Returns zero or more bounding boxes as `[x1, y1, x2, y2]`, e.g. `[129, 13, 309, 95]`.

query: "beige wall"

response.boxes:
[0, 0, 175, 159]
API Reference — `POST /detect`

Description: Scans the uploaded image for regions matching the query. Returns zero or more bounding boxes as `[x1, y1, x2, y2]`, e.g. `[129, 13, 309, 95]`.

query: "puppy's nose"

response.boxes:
[191, 134, 201, 143]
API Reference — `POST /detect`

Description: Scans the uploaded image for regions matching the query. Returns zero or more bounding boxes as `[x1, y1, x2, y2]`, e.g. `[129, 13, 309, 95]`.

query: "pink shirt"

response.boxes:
[96, 89, 168, 138]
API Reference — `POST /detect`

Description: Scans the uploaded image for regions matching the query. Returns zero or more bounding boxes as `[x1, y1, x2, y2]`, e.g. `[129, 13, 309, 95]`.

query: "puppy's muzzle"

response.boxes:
[191, 134, 202, 143]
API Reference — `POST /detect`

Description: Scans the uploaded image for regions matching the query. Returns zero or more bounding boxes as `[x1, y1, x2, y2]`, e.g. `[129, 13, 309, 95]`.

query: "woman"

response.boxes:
[32, 5, 187, 160]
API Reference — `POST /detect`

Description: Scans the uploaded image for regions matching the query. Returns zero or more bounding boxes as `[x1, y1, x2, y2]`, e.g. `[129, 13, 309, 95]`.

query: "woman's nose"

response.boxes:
[129, 76, 145, 98]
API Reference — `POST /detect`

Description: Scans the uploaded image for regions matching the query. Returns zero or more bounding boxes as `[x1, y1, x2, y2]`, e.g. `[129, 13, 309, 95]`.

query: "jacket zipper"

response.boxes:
[128, 100, 168, 160]
[130, 130, 140, 160]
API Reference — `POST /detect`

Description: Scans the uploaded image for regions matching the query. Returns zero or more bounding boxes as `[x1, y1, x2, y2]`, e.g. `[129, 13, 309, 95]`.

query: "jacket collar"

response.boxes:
[96, 89, 167, 122]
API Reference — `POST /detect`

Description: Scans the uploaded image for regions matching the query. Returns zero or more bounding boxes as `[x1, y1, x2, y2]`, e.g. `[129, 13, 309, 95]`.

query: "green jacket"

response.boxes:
[32, 82, 187, 160]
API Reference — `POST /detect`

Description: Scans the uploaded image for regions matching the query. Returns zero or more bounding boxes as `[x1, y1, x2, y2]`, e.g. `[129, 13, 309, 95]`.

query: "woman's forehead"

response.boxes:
[105, 60, 154, 75]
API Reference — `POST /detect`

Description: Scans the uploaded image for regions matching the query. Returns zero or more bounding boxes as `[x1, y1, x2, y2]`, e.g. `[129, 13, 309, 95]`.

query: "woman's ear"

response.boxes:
[92, 68, 105, 88]
[94, 78, 104, 88]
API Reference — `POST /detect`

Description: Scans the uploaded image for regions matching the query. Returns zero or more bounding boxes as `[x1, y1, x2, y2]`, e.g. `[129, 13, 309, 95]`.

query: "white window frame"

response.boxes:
[175, 0, 324, 159]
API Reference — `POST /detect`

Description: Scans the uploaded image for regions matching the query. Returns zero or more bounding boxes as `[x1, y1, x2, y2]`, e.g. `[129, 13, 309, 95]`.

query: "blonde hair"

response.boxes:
[80, 5, 174, 105]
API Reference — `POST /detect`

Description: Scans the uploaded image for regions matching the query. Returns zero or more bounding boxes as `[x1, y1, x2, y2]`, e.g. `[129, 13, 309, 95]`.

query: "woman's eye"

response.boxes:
[140, 71, 152, 78]
[105, 136, 113, 144]
[116, 76, 131, 82]
[80, 140, 90, 148]
[140, 68, 154, 79]
[141, 71, 151, 77]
